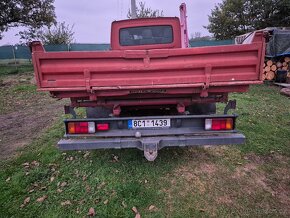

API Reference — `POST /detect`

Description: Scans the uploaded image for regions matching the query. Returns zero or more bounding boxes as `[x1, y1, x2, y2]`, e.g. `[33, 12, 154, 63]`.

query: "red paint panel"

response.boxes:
[31, 31, 265, 102]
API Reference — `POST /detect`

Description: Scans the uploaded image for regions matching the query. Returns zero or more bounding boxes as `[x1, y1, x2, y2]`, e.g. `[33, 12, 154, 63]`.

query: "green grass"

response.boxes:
[13, 84, 37, 92]
[0, 120, 188, 217]
[0, 84, 290, 217]
[0, 64, 33, 76]
[231, 85, 290, 155]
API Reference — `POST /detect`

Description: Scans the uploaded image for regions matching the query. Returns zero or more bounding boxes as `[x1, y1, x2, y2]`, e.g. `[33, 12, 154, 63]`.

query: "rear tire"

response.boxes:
[186, 103, 216, 115]
[86, 107, 111, 118]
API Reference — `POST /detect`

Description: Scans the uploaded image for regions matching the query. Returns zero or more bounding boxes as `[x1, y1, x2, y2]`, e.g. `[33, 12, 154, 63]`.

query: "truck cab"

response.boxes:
[110, 17, 182, 50]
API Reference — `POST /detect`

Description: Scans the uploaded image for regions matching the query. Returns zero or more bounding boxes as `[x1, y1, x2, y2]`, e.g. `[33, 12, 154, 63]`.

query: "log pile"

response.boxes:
[263, 57, 290, 81]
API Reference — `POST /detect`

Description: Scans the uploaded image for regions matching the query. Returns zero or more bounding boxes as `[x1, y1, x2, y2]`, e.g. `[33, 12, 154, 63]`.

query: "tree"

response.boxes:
[127, 1, 163, 19]
[19, 22, 75, 45]
[39, 22, 75, 44]
[0, 0, 56, 39]
[190, 32, 214, 42]
[206, 0, 290, 40]
[18, 27, 43, 44]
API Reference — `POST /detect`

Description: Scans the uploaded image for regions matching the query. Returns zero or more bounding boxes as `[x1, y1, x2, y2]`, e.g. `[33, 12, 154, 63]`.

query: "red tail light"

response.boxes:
[97, 123, 109, 131]
[205, 118, 233, 131]
[67, 122, 95, 134]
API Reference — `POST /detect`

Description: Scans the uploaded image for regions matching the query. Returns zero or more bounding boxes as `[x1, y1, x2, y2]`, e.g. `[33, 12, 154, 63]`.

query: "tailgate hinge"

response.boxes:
[201, 65, 212, 97]
[144, 51, 150, 68]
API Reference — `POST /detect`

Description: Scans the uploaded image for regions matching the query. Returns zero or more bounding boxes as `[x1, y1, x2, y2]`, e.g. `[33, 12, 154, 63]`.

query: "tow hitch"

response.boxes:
[143, 140, 159, 161]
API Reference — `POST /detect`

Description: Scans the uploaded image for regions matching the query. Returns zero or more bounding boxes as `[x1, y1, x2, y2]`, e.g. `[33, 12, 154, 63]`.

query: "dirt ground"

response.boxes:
[0, 72, 64, 159]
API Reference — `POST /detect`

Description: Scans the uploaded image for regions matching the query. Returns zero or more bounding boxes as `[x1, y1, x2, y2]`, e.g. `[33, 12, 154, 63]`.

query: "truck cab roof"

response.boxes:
[110, 17, 182, 50]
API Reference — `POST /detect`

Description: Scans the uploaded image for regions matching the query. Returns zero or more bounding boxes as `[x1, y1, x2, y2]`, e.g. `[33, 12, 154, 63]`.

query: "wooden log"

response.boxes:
[262, 73, 266, 81]
[264, 66, 271, 72]
[266, 60, 273, 66]
[287, 74, 290, 83]
[282, 62, 288, 67]
[280, 88, 290, 97]
[263, 63, 266, 68]
[265, 71, 275, 80]
[284, 57, 290, 62]
[271, 65, 277, 71]
[282, 66, 288, 70]
[276, 62, 282, 68]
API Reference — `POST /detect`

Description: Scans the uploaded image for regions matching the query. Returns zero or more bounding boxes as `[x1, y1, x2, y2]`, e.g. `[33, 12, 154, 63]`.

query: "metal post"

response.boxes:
[131, 0, 137, 19]
[12, 45, 18, 70]
[179, 3, 189, 48]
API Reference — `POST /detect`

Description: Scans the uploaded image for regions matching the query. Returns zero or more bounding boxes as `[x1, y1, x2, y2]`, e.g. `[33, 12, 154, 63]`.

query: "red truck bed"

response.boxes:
[31, 31, 265, 105]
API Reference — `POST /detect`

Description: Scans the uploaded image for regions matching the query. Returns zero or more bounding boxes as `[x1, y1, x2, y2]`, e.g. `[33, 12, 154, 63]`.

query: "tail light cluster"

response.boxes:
[67, 122, 109, 134]
[205, 118, 234, 131]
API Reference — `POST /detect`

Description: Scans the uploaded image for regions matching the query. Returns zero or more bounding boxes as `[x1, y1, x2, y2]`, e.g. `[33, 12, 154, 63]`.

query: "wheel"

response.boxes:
[86, 107, 111, 118]
[186, 103, 216, 115]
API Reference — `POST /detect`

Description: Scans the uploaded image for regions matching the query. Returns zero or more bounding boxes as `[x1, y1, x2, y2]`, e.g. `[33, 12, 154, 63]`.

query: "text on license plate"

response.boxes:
[128, 119, 171, 129]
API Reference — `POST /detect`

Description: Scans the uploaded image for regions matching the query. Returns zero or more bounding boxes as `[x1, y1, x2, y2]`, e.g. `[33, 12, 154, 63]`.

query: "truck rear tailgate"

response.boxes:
[31, 32, 265, 92]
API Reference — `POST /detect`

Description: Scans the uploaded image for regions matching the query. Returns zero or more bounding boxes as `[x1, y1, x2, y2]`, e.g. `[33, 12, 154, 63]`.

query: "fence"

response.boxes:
[0, 40, 234, 63]
[189, 39, 234, 47]
[0, 45, 32, 61]
[0, 44, 111, 64]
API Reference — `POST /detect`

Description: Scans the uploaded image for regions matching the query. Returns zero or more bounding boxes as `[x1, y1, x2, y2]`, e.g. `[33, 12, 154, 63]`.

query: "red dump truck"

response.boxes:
[30, 5, 265, 161]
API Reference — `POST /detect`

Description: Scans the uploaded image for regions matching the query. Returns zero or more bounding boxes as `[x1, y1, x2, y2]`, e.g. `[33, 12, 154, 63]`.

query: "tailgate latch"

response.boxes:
[201, 65, 212, 97]
[84, 69, 91, 92]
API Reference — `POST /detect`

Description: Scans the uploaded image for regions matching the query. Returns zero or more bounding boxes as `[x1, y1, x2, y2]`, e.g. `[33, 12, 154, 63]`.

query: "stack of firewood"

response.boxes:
[263, 57, 290, 81]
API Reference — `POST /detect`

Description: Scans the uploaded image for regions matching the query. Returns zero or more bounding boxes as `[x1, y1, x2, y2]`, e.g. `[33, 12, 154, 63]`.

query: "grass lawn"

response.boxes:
[0, 84, 290, 217]
[0, 64, 34, 76]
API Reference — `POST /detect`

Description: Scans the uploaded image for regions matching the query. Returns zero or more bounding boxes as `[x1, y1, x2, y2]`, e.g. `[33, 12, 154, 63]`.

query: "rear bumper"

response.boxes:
[58, 133, 245, 151]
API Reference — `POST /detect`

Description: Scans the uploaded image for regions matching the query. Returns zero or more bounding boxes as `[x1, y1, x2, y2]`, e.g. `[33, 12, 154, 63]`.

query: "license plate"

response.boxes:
[128, 119, 170, 129]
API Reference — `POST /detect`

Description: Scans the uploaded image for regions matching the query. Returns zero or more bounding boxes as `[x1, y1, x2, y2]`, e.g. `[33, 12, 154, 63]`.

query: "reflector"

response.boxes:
[97, 123, 109, 131]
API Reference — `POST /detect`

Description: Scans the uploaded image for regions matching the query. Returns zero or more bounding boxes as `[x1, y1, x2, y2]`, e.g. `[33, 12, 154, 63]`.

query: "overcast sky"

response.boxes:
[0, 0, 221, 45]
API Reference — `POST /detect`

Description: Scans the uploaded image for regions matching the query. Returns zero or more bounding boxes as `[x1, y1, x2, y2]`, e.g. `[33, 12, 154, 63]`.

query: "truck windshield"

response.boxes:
[119, 25, 173, 46]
